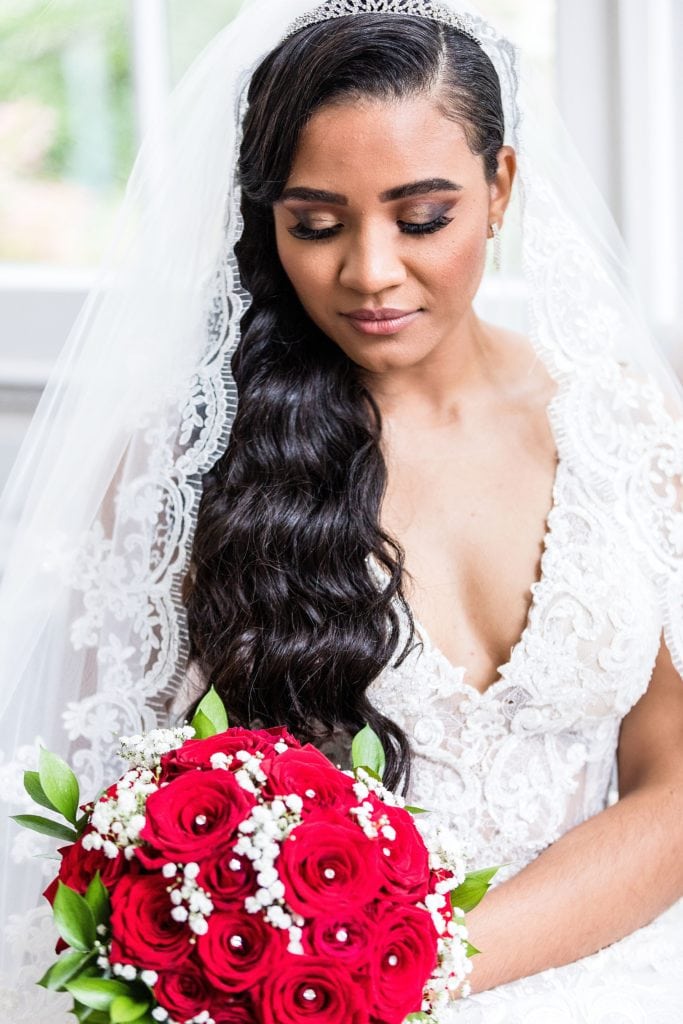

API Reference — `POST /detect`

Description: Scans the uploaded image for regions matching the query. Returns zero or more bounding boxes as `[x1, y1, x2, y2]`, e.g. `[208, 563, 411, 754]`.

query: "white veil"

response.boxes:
[1, 0, 681, 1017]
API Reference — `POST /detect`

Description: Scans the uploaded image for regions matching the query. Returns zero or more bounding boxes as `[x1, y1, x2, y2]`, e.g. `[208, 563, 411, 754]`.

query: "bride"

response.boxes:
[1, 1, 682, 1021]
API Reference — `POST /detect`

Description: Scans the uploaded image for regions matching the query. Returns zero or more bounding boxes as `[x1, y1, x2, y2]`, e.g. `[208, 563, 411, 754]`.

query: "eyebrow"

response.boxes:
[277, 177, 463, 206]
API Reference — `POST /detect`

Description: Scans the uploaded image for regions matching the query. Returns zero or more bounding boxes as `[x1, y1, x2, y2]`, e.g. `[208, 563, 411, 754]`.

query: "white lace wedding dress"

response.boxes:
[3, 358, 682, 1024]
[366, 451, 683, 1023]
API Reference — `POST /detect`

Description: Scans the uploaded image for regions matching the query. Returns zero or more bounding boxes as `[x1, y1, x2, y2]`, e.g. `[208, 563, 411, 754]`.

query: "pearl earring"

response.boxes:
[490, 222, 502, 272]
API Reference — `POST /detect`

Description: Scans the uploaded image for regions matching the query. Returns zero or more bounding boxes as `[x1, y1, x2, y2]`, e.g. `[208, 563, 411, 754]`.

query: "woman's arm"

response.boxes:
[465, 633, 683, 994]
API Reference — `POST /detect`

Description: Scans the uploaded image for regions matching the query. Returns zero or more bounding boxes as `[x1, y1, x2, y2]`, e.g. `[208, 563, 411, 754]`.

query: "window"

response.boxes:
[0, 1, 136, 266]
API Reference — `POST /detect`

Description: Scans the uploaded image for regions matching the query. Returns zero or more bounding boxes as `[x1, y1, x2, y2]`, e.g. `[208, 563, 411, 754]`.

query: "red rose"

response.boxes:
[155, 963, 258, 1023]
[160, 727, 300, 780]
[197, 909, 282, 992]
[198, 849, 255, 910]
[213, 993, 258, 1023]
[369, 904, 438, 1023]
[110, 873, 192, 970]
[309, 911, 376, 969]
[262, 746, 356, 809]
[139, 769, 254, 864]
[375, 804, 430, 902]
[277, 810, 382, 917]
[43, 830, 127, 905]
[261, 956, 367, 1024]
[154, 961, 213, 1021]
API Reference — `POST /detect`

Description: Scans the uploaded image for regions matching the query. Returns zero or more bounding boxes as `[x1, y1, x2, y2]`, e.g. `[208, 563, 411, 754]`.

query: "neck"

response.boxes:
[360, 307, 507, 426]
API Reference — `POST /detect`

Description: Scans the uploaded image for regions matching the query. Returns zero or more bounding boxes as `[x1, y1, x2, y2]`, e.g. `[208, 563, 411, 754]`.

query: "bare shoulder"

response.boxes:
[483, 320, 558, 406]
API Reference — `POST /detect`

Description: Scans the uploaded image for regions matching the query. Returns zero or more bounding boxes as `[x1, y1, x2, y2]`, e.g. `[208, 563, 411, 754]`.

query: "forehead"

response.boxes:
[286, 93, 479, 192]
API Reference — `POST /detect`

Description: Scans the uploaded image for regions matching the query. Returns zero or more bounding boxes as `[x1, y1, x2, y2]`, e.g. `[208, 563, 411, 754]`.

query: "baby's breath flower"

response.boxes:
[119, 726, 195, 769]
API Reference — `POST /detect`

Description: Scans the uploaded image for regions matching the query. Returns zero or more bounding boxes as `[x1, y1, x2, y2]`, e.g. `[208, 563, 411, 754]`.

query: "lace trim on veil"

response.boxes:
[1, 6, 682, 1018]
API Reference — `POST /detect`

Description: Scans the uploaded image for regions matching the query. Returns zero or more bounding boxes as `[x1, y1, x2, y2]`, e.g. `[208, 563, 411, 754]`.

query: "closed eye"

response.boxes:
[288, 214, 454, 241]
[399, 214, 454, 235]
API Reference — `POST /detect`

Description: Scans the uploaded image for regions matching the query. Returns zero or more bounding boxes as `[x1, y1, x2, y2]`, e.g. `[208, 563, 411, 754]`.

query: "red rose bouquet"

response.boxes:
[14, 688, 496, 1024]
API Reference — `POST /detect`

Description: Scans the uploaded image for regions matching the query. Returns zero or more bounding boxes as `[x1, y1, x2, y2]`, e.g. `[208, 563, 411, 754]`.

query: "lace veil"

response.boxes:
[1, 0, 681, 1015]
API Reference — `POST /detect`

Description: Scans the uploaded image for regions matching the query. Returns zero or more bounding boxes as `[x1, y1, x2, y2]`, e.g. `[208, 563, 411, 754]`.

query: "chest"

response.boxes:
[372, 453, 662, 722]
[378, 409, 560, 693]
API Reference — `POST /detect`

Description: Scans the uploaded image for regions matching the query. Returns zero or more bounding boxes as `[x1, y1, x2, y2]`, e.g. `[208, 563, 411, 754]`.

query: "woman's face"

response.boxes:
[273, 92, 515, 374]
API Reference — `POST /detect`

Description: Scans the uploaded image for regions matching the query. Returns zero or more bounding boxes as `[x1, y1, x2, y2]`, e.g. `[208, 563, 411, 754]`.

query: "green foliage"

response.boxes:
[190, 685, 229, 737]
[72, 1004, 111, 1024]
[14, 745, 84, 845]
[39, 746, 80, 824]
[66, 977, 132, 1012]
[110, 994, 151, 1023]
[11, 813, 78, 842]
[450, 866, 499, 914]
[23, 769, 59, 813]
[351, 723, 386, 778]
[53, 882, 96, 952]
[191, 710, 216, 739]
[84, 872, 110, 928]
[37, 949, 94, 990]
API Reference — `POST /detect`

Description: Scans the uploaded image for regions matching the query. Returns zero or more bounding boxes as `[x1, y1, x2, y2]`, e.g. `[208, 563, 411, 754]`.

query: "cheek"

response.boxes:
[427, 219, 488, 304]
[283, 254, 332, 302]
[275, 231, 333, 310]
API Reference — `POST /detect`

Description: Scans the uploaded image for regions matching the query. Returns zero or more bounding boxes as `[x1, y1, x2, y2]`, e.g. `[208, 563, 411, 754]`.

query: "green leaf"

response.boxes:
[406, 1014, 431, 1022]
[76, 810, 91, 835]
[190, 709, 216, 739]
[85, 872, 110, 928]
[39, 747, 80, 825]
[72, 1002, 112, 1023]
[110, 994, 151, 1023]
[450, 866, 499, 914]
[466, 941, 481, 957]
[66, 977, 132, 1012]
[37, 949, 94, 990]
[23, 770, 59, 813]
[191, 685, 228, 736]
[54, 882, 96, 952]
[11, 813, 79, 843]
[351, 724, 386, 778]
[404, 805, 428, 814]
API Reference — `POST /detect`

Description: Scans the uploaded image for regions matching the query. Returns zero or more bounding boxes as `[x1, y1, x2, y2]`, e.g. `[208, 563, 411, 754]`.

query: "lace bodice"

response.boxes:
[366, 453, 662, 882]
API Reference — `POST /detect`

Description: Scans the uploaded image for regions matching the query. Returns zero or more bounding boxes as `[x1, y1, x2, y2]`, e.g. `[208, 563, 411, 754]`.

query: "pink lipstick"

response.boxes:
[342, 307, 421, 336]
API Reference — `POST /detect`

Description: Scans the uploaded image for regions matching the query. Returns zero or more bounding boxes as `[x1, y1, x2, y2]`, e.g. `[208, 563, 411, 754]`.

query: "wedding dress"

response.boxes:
[1, 1, 683, 1022]
[366, 378, 683, 1022]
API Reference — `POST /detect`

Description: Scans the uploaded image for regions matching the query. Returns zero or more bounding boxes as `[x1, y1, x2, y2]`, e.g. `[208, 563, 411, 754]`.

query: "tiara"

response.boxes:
[283, 0, 482, 45]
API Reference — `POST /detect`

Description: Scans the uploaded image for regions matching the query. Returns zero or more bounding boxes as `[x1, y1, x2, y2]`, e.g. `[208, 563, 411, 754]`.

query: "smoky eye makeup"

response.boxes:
[280, 197, 458, 240]
[400, 200, 454, 221]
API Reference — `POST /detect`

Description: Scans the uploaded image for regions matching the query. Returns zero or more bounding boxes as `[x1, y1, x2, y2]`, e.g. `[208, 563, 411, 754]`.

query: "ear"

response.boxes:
[487, 145, 517, 230]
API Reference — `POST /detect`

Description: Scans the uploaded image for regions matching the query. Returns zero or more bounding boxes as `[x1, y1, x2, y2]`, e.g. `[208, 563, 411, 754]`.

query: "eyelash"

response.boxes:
[289, 214, 454, 241]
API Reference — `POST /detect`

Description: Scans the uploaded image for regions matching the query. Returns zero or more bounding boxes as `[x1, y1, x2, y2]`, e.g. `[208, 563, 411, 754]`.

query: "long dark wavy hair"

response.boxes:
[183, 14, 504, 792]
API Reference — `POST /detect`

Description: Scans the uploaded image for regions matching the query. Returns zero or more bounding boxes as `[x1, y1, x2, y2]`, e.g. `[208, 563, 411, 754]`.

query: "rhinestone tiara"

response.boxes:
[283, 0, 482, 45]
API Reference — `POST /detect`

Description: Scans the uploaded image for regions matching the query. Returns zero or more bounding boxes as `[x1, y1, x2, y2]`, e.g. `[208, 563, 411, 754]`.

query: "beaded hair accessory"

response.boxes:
[283, 0, 482, 44]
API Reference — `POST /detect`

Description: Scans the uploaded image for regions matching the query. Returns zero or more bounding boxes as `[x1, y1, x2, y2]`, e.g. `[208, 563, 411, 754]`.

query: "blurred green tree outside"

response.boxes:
[0, 0, 241, 266]
[0, 0, 135, 181]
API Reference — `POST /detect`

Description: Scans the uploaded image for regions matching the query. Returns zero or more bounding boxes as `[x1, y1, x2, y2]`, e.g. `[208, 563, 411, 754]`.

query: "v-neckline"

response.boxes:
[367, 452, 565, 700]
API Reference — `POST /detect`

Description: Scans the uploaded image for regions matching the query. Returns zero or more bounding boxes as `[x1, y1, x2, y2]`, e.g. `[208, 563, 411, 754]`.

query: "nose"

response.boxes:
[338, 222, 407, 295]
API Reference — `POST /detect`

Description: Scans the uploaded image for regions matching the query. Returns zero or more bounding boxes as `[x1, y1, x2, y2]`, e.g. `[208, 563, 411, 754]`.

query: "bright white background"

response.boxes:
[1, 0, 682, 499]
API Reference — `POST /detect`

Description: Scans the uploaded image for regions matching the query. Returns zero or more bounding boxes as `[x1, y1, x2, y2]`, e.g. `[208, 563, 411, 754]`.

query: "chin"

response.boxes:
[340, 338, 434, 373]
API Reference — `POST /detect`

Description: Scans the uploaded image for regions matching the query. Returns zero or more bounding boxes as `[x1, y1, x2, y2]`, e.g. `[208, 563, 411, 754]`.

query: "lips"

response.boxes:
[341, 308, 422, 337]
[343, 307, 417, 321]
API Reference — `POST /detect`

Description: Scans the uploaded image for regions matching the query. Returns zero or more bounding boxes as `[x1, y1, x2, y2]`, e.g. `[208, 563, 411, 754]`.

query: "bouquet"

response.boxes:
[14, 688, 496, 1023]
